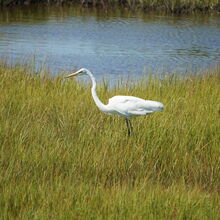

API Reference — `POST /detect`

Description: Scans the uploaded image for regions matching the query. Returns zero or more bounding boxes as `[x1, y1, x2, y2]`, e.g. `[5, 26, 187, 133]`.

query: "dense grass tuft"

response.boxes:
[0, 63, 220, 219]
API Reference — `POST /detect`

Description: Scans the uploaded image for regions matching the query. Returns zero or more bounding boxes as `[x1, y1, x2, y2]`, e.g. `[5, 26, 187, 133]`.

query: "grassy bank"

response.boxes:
[1, 0, 220, 13]
[0, 63, 220, 219]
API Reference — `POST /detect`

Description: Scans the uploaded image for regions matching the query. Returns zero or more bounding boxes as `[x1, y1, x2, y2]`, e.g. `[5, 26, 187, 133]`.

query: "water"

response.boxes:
[0, 5, 220, 81]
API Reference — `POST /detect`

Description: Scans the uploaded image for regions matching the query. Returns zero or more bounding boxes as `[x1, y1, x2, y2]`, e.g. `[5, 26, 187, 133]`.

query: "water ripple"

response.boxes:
[0, 6, 219, 80]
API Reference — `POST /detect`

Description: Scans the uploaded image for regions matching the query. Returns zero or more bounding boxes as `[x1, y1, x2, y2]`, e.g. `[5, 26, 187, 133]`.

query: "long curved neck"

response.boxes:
[86, 70, 107, 112]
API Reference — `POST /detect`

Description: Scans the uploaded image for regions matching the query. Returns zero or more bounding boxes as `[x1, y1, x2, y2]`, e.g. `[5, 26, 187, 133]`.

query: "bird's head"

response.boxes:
[65, 68, 89, 78]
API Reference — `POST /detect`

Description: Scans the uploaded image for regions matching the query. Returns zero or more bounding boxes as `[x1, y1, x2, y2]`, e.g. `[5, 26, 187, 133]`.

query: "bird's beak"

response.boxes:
[65, 70, 81, 78]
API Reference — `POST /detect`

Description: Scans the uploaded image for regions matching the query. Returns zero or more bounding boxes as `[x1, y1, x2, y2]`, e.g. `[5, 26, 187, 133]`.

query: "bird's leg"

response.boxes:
[129, 120, 133, 133]
[125, 118, 131, 137]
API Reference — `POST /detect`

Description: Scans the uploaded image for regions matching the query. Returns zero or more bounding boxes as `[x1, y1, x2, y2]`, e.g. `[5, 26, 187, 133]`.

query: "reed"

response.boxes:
[0, 63, 219, 219]
[1, 0, 220, 13]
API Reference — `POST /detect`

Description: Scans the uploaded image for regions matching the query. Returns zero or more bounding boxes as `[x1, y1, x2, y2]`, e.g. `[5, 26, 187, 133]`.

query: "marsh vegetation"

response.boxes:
[0, 63, 219, 219]
[1, 0, 220, 13]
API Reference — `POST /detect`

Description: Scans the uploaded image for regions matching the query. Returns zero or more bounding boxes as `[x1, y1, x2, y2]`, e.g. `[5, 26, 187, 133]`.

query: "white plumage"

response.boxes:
[65, 68, 164, 136]
[107, 95, 163, 119]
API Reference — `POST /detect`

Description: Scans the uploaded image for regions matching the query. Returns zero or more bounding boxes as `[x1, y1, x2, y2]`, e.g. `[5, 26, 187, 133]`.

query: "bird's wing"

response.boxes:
[108, 96, 155, 116]
[108, 95, 145, 104]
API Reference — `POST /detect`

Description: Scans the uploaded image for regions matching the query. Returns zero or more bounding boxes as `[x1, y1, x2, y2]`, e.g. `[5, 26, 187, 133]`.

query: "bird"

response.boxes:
[65, 68, 164, 136]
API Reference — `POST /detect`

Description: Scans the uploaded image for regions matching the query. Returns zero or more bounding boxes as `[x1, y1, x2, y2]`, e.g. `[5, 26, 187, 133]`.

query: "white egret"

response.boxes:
[65, 68, 164, 136]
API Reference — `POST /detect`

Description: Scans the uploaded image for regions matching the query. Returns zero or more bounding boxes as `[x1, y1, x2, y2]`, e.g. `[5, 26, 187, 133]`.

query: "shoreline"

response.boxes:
[1, 0, 220, 14]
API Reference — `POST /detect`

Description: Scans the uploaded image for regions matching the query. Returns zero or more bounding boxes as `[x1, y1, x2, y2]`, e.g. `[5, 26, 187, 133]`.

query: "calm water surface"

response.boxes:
[0, 5, 220, 81]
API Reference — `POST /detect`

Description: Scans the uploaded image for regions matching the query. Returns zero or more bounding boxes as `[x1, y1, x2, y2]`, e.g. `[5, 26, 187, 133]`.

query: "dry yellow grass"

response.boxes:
[0, 63, 219, 219]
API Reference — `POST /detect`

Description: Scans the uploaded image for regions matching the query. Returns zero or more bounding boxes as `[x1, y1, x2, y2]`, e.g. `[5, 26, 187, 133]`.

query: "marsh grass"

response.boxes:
[0, 63, 220, 219]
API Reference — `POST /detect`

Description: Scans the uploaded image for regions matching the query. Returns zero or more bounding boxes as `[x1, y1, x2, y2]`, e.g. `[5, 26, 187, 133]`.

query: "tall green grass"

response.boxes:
[0, 63, 220, 219]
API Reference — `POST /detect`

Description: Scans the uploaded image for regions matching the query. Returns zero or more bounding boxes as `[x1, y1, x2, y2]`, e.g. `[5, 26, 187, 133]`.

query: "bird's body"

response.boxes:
[66, 68, 164, 136]
[105, 95, 163, 119]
